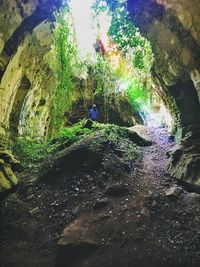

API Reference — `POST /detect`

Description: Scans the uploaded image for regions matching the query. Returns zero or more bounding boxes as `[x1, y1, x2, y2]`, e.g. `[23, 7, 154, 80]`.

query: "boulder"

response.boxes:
[57, 216, 98, 267]
[167, 131, 200, 190]
[165, 186, 183, 197]
[0, 148, 20, 192]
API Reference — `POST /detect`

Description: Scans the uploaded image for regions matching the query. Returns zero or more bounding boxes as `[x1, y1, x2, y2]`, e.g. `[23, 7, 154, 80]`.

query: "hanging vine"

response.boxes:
[52, 8, 75, 132]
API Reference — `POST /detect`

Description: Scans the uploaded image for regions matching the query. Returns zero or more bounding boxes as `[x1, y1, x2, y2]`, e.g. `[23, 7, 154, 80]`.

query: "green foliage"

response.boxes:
[52, 9, 76, 132]
[108, 5, 145, 51]
[57, 120, 92, 142]
[107, 2, 148, 70]
[126, 79, 148, 110]
[14, 120, 93, 169]
[93, 54, 116, 97]
[92, 122, 130, 140]
[94, 0, 153, 71]
[14, 138, 51, 168]
[50, 1, 154, 131]
[133, 50, 145, 70]
[15, 121, 143, 171]
[92, 0, 154, 117]
[94, 54, 105, 95]
[123, 142, 139, 162]
[93, 54, 117, 124]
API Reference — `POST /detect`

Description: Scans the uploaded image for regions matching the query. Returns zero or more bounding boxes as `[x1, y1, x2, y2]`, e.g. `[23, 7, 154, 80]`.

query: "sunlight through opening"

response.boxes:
[60, 0, 174, 132]
[69, 0, 111, 59]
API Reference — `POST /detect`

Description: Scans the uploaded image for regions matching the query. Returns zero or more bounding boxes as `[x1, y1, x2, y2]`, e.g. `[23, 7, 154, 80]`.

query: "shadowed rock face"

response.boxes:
[167, 126, 200, 189]
[67, 97, 143, 127]
[168, 80, 200, 132]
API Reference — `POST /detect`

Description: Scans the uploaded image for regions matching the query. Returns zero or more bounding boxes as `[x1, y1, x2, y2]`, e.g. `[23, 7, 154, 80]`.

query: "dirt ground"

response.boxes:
[1, 126, 200, 267]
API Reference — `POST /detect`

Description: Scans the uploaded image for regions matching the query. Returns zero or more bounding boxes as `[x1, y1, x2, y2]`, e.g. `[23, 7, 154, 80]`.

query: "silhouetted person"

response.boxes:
[94, 39, 106, 56]
[88, 104, 99, 121]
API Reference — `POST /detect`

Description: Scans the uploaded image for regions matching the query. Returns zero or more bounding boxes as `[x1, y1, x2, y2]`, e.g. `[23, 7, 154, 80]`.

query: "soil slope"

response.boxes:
[1, 126, 200, 267]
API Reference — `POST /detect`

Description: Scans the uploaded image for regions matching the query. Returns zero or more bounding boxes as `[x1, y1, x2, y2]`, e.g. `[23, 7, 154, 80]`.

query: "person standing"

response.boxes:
[88, 104, 99, 121]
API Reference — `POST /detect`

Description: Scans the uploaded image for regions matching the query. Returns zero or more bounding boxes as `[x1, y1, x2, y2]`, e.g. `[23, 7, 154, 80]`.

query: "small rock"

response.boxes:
[29, 207, 39, 215]
[140, 208, 150, 217]
[26, 194, 34, 201]
[174, 221, 181, 230]
[72, 205, 82, 217]
[152, 200, 157, 207]
[105, 185, 129, 197]
[165, 186, 183, 197]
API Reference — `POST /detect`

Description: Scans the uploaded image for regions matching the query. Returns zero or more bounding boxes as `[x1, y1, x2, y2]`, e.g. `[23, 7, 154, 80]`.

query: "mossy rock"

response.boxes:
[39, 124, 151, 183]
[0, 170, 12, 191]
[0, 150, 19, 192]
[0, 164, 18, 192]
[0, 149, 20, 166]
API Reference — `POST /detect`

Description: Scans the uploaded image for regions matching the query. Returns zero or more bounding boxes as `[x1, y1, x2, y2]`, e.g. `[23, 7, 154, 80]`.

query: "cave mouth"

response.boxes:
[51, 0, 174, 135]
[2, 1, 200, 266]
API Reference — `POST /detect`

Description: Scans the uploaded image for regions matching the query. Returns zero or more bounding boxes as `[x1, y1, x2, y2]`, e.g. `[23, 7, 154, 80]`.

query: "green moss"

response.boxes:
[0, 149, 20, 165]
[0, 164, 18, 192]
[3, 165, 18, 185]
[0, 171, 11, 191]
[14, 120, 148, 173]
[14, 120, 94, 170]
[0, 150, 19, 192]
[89, 122, 141, 161]
[56, 119, 92, 141]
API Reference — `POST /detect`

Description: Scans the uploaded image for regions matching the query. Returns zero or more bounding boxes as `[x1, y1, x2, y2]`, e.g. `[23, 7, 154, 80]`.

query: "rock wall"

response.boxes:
[0, 0, 61, 138]
[0, 0, 61, 191]
[0, 22, 56, 138]
[127, 0, 200, 187]
[127, 0, 200, 129]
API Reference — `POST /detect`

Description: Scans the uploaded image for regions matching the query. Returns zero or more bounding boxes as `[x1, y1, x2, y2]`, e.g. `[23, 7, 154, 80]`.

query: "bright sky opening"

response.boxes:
[69, 0, 111, 59]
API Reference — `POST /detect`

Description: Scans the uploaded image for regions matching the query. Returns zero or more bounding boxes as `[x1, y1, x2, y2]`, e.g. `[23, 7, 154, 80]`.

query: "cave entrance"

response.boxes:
[53, 0, 173, 133]
[9, 76, 31, 133]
